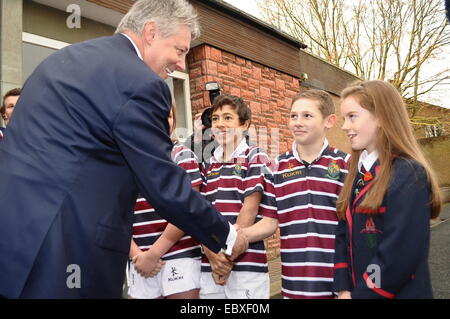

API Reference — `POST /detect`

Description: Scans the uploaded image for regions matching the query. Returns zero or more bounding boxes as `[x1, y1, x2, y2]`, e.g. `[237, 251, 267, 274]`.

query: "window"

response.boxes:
[22, 32, 69, 82]
[165, 71, 193, 142]
[425, 124, 445, 137]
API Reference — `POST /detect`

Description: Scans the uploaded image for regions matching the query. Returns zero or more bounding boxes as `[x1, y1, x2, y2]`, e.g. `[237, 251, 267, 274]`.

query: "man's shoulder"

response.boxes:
[67, 34, 154, 76]
[81, 34, 166, 91]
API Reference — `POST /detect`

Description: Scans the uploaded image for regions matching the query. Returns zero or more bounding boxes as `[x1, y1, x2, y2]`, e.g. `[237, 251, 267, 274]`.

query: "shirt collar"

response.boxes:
[121, 33, 143, 60]
[292, 138, 329, 163]
[358, 150, 379, 173]
[213, 138, 249, 163]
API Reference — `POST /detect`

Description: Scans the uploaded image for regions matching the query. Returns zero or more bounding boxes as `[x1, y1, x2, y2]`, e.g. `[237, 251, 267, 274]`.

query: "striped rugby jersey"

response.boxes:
[201, 138, 276, 273]
[132, 143, 203, 260]
[269, 140, 349, 299]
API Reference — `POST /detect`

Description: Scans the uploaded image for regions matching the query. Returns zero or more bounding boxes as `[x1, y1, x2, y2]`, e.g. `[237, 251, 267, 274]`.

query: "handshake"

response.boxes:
[131, 223, 250, 285]
[203, 224, 249, 286]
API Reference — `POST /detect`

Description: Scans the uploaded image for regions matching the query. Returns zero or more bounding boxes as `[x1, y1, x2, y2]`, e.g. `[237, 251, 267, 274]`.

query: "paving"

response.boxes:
[122, 204, 449, 299]
[268, 203, 450, 299]
[429, 203, 450, 299]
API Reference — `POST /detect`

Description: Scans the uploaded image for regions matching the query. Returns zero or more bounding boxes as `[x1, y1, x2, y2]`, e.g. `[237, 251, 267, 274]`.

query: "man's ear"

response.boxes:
[143, 21, 158, 44]
[325, 114, 337, 129]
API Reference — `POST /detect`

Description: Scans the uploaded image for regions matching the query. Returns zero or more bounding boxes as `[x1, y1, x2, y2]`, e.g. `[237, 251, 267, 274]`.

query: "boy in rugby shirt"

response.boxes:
[199, 94, 276, 299]
[128, 104, 203, 299]
[243, 89, 350, 299]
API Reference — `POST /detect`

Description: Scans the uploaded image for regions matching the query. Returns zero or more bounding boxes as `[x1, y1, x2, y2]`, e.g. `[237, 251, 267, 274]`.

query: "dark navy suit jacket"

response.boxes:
[0, 34, 230, 298]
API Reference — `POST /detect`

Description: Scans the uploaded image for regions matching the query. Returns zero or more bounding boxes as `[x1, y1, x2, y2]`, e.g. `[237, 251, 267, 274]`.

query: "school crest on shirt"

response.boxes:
[360, 217, 382, 249]
[325, 160, 340, 180]
[233, 163, 243, 177]
[288, 162, 295, 171]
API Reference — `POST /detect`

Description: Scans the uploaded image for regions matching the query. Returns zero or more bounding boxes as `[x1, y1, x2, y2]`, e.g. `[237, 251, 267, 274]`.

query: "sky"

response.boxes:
[223, 0, 450, 109]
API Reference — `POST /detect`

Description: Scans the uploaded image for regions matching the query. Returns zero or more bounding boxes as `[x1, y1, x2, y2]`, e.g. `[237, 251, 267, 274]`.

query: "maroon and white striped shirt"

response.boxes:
[132, 143, 203, 260]
[200, 139, 277, 273]
[271, 140, 349, 298]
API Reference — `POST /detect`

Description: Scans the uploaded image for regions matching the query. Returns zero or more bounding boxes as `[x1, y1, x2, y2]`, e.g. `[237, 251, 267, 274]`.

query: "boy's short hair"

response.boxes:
[1, 87, 21, 115]
[292, 89, 335, 117]
[210, 94, 251, 125]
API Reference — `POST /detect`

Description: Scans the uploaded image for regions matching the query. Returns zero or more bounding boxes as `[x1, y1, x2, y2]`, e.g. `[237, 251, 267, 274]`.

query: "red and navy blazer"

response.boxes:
[333, 156, 434, 299]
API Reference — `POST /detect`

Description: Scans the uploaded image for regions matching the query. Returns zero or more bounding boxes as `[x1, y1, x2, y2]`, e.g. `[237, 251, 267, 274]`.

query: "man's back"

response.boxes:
[0, 34, 172, 298]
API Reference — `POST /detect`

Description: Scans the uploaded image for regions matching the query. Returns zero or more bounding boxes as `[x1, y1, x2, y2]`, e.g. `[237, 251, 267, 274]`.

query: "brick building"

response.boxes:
[0, 0, 364, 259]
[1, 0, 448, 266]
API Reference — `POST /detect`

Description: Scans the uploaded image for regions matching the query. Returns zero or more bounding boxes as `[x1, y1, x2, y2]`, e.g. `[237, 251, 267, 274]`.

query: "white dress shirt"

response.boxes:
[121, 33, 143, 60]
[358, 150, 379, 173]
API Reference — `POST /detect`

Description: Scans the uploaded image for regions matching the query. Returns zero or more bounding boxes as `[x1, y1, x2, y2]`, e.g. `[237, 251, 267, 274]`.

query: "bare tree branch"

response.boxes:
[257, 0, 450, 120]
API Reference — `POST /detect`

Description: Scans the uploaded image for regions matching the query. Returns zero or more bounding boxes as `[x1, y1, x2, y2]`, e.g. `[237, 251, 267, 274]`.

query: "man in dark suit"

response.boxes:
[0, 0, 248, 298]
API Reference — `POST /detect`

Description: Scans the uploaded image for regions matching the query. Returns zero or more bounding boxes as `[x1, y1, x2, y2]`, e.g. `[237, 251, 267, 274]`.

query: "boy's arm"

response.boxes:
[147, 223, 186, 257]
[133, 186, 201, 277]
[132, 225, 185, 278]
[130, 238, 164, 278]
[132, 223, 184, 278]
[242, 216, 278, 243]
[235, 191, 262, 228]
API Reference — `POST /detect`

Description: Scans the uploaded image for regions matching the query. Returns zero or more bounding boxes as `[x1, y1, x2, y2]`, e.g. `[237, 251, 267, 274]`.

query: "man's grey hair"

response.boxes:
[116, 0, 200, 40]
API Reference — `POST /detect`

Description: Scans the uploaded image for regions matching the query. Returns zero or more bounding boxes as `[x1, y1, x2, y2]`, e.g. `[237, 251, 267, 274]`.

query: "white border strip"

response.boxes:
[22, 32, 70, 50]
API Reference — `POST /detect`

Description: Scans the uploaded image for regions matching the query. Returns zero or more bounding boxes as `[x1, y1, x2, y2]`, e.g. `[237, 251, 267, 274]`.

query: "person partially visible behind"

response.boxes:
[184, 107, 217, 165]
[128, 103, 203, 299]
[0, 88, 21, 140]
[334, 80, 441, 299]
[243, 89, 350, 299]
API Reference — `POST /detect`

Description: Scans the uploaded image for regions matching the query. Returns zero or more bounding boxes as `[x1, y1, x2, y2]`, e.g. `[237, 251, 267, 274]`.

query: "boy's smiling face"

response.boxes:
[288, 98, 335, 147]
[211, 104, 249, 149]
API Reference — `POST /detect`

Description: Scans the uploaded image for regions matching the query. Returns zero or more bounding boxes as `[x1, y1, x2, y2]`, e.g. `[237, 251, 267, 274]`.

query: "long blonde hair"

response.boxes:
[336, 80, 441, 220]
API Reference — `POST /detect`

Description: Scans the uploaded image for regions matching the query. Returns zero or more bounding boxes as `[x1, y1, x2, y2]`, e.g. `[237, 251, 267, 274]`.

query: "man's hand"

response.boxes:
[203, 247, 233, 276]
[229, 224, 249, 261]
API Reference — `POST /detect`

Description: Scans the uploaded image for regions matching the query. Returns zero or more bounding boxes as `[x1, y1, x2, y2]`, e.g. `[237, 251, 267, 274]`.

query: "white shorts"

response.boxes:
[128, 258, 201, 299]
[199, 271, 270, 299]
